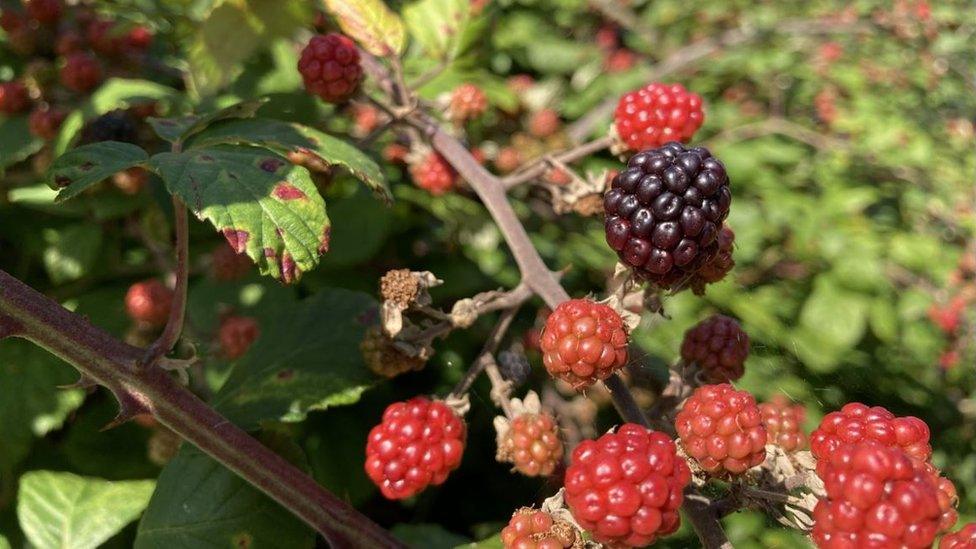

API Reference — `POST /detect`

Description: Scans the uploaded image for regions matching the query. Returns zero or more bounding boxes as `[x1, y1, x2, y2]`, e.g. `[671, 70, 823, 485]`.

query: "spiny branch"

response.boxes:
[142, 195, 189, 368]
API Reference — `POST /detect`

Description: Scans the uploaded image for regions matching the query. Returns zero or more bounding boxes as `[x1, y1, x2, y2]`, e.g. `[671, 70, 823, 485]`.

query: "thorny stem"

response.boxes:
[0, 269, 404, 549]
[142, 194, 189, 368]
[501, 135, 615, 189]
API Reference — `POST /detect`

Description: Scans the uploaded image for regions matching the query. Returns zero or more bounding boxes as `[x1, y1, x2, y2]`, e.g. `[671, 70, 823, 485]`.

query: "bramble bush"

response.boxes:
[0, 0, 973, 548]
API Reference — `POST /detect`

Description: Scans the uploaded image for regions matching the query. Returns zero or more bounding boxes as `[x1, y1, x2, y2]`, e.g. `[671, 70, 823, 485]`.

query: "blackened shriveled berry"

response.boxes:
[81, 109, 138, 145]
[604, 142, 731, 289]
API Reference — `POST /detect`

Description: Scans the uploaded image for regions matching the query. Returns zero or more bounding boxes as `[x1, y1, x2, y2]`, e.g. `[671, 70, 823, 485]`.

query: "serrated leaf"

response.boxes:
[403, 0, 473, 60]
[150, 146, 330, 283]
[42, 224, 103, 284]
[187, 117, 390, 202]
[212, 288, 378, 428]
[324, 0, 405, 56]
[49, 141, 148, 201]
[0, 115, 43, 171]
[0, 340, 85, 470]
[135, 446, 313, 548]
[147, 98, 268, 144]
[18, 471, 155, 549]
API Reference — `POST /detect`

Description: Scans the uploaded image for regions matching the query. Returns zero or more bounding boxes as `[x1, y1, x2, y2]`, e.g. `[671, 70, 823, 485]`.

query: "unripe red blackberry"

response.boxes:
[55, 30, 84, 55]
[219, 316, 259, 360]
[564, 423, 690, 547]
[500, 508, 581, 549]
[124, 279, 173, 327]
[448, 83, 488, 122]
[60, 53, 103, 93]
[360, 326, 425, 378]
[675, 384, 767, 475]
[25, 0, 61, 24]
[941, 523, 976, 549]
[497, 412, 562, 477]
[680, 314, 749, 383]
[298, 33, 362, 104]
[759, 395, 807, 452]
[495, 146, 522, 173]
[689, 225, 735, 295]
[125, 26, 153, 51]
[86, 18, 120, 56]
[0, 10, 25, 33]
[613, 83, 704, 152]
[528, 108, 560, 138]
[604, 142, 731, 289]
[539, 299, 628, 390]
[409, 151, 457, 195]
[812, 443, 942, 549]
[28, 106, 66, 140]
[365, 397, 466, 499]
[810, 402, 931, 463]
[0, 82, 31, 115]
[211, 242, 253, 281]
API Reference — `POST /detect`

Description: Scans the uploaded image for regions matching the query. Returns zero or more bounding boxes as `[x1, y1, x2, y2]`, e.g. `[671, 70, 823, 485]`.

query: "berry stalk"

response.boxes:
[141, 194, 189, 367]
[0, 269, 404, 549]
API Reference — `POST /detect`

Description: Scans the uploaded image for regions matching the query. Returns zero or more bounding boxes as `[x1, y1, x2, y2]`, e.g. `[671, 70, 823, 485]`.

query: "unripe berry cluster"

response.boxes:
[298, 33, 362, 104]
[539, 299, 629, 390]
[613, 83, 704, 152]
[675, 383, 767, 475]
[679, 314, 749, 383]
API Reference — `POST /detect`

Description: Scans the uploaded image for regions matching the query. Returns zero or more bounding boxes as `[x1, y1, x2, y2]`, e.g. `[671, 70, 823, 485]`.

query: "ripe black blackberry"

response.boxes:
[604, 142, 731, 288]
[81, 109, 139, 145]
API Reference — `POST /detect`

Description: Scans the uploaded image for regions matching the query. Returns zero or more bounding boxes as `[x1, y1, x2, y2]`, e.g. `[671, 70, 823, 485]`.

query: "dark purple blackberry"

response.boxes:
[81, 109, 139, 145]
[603, 142, 731, 288]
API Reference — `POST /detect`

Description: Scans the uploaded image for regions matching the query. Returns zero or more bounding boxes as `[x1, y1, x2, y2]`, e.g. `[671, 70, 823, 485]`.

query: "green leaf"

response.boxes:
[187, 117, 391, 202]
[212, 288, 378, 428]
[403, 0, 473, 60]
[49, 141, 149, 202]
[136, 446, 313, 548]
[0, 115, 43, 171]
[147, 98, 267, 144]
[0, 339, 85, 470]
[42, 224, 103, 284]
[392, 523, 471, 548]
[324, 0, 406, 56]
[150, 146, 330, 283]
[18, 471, 155, 549]
[0, 533, 9, 549]
[795, 276, 869, 371]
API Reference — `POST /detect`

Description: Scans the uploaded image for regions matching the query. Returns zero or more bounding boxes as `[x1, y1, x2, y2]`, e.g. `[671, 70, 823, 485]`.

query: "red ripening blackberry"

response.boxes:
[539, 299, 628, 390]
[915, 460, 960, 534]
[409, 151, 457, 195]
[810, 402, 931, 463]
[497, 412, 563, 477]
[613, 83, 704, 152]
[28, 107, 67, 140]
[564, 423, 690, 547]
[675, 384, 767, 475]
[680, 314, 749, 383]
[219, 316, 260, 360]
[364, 397, 466, 499]
[812, 443, 942, 549]
[501, 508, 580, 549]
[298, 33, 363, 104]
[759, 395, 807, 452]
[604, 142, 731, 289]
[0, 82, 31, 115]
[941, 523, 976, 549]
[124, 279, 173, 327]
[60, 52, 103, 93]
[25, 0, 61, 24]
[528, 108, 560, 138]
[211, 242, 253, 281]
[448, 83, 488, 122]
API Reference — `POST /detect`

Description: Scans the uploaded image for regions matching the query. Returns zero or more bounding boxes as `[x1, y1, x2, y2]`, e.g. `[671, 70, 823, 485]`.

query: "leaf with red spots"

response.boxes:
[49, 141, 149, 202]
[147, 99, 267, 144]
[186, 117, 391, 203]
[149, 145, 330, 283]
[403, 0, 480, 61]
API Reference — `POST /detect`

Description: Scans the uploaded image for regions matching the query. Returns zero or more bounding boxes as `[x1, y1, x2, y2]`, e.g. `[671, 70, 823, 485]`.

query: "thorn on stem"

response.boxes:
[102, 387, 152, 431]
[57, 374, 98, 392]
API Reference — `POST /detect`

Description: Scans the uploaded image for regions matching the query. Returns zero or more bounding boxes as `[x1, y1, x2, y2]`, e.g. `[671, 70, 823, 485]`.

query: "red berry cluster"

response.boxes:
[613, 83, 704, 152]
[218, 316, 260, 360]
[60, 52, 102, 92]
[528, 108, 561, 138]
[812, 443, 942, 548]
[759, 395, 807, 452]
[298, 33, 363, 104]
[0, 81, 31, 114]
[679, 314, 749, 383]
[539, 299, 629, 390]
[675, 384, 767, 475]
[409, 151, 458, 195]
[498, 412, 563, 477]
[941, 523, 976, 549]
[124, 279, 173, 328]
[564, 424, 690, 547]
[448, 83, 488, 122]
[28, 105, 66, 139]
[365, 397, 466, 499]
[501, 508, 579, 549]
[810, 402, 931, 463]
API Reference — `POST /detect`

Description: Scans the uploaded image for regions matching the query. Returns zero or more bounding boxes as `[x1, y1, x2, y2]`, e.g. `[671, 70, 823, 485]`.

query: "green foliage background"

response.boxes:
[0, 0, 973, 547]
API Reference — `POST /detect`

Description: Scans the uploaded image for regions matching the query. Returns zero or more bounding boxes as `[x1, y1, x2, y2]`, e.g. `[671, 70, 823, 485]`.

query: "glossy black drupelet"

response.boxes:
[604, 142, 731, 288]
